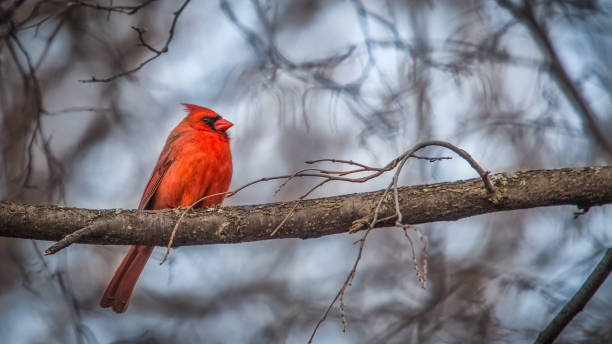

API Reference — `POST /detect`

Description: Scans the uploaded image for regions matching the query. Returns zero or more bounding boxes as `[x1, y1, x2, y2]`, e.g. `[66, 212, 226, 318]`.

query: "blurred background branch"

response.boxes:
[535, 247, 612, 344]
[497, 0, 612, 158]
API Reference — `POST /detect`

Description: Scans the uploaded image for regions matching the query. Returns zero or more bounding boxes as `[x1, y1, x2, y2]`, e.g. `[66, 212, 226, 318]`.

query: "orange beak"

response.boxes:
[214, 118, 233, 132]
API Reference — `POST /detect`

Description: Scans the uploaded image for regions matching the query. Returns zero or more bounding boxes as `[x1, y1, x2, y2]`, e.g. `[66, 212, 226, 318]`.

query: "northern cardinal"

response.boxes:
[100, 104, 233, 313]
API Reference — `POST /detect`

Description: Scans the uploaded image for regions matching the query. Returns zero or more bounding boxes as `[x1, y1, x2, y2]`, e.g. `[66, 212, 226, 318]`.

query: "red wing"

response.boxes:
[138, 132, 184, 210]
[138, 157, 171, 210]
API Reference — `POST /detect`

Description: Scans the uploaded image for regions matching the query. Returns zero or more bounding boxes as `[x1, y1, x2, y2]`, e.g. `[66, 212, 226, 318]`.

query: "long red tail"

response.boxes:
[100, 245, 154, 313]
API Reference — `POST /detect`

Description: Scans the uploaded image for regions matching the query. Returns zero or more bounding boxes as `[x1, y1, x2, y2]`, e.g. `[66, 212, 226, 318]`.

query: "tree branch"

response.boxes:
[1, 166, 611, 248]
[535, 247, 612, 344]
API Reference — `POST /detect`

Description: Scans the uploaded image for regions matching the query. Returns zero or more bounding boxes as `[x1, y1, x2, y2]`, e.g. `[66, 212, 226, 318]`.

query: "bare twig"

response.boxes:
[307, 140, 495, 343]
[269, 201, 300, 236]
[401, 225, 428, 289]
[45, 221, 106, 255]
[391, 141, 497, 225]
[79, 0, 191, 83]
[535, 248, 612, 344]
[308, 182, 395, 344]
[159, 191, 231, 265]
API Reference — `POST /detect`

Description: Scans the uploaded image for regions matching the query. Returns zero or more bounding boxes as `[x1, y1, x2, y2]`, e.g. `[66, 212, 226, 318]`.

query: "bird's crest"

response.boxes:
[182, 103, 216, 117]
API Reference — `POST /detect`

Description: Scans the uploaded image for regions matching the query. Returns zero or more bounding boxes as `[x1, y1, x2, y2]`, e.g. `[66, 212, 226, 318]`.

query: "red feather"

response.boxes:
[100, 105, 233, 313]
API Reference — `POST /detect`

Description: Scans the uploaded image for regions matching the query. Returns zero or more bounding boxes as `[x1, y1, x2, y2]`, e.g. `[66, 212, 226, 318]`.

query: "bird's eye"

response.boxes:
[201, 115, 221, 130]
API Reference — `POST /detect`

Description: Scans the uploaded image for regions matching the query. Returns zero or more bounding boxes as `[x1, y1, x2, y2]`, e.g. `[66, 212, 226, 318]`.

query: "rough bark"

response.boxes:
[1, 166, 611, 247]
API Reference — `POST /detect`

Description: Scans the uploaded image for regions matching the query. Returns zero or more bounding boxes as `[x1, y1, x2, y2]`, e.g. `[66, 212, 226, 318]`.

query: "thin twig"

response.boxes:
[269, 201, 300, 236]
[308, 180, 396, 343]
[401, 225, 428, 289]
[79, 0, 191, 83]
[159, 190, 231, 265]
[308, 140, 494, 343]
[44, 221, 106, 255]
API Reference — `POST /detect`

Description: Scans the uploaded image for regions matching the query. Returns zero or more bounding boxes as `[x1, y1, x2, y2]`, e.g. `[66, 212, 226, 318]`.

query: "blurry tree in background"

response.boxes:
[1, 0, 611, 343]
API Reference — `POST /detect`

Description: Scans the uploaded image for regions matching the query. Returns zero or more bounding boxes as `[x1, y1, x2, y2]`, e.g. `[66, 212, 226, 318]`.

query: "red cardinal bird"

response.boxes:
[100, 104, 233, 313]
